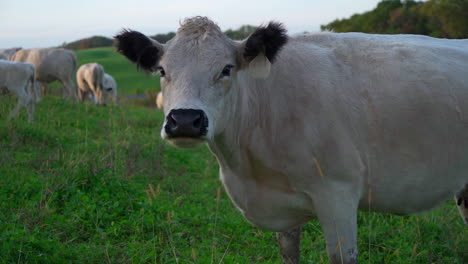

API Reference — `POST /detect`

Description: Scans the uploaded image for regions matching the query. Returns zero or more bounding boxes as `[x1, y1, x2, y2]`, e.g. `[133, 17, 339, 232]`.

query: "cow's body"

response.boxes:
[0, 60, 35, 122]
[115, 17, 468, 264]
[211, 34, 468, 263]
[11, 48, 77, 101]
[217, 33, 468, 228]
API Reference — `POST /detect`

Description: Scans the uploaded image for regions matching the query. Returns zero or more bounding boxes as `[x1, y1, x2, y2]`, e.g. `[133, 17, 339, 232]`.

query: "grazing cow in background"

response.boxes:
[0, 47, 21, 60]
[103, 73, 118, 105]
[77, 64, 118, 106]
[76, 63, 105, 105]
[155, 91, 163, 109]
[115, 16, 468, 264]
[11, 48, 77, 101]
[0, 61, 35, 122]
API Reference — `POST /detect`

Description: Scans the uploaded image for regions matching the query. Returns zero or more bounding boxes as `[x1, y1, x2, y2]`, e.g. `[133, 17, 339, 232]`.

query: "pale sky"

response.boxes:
[0, 0, 381, 49]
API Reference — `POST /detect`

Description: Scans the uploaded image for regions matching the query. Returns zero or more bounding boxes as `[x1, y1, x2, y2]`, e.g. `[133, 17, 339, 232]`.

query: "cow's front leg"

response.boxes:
[95, 89, 103, 105]
[277, 225, 302, 264]
[313, 189, 359, 264]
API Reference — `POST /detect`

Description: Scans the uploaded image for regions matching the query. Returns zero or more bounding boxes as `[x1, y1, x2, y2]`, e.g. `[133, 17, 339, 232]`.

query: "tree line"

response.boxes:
[321, 0, 468, 39]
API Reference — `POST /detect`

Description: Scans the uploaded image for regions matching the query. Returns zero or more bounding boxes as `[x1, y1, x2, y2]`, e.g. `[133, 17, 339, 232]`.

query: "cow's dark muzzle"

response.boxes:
[165, 109, 208, 138]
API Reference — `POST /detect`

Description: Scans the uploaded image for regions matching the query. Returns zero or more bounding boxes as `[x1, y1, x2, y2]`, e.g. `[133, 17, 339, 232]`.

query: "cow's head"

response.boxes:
[102, 73, 117, 104]
[115, 17, 287, 148]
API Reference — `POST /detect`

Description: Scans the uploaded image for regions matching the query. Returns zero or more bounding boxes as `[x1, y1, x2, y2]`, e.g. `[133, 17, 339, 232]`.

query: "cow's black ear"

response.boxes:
[243, 22, 287, 63]
[114, 29, 163, 71]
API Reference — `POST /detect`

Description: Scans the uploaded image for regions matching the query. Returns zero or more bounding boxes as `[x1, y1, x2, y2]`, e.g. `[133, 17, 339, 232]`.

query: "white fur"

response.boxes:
[248, 54, 271, 79]
[0, 60, 36, 122]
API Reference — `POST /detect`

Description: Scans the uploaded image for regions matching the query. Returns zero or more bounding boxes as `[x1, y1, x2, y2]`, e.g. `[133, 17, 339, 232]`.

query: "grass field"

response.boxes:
[0, 47, 467, 263]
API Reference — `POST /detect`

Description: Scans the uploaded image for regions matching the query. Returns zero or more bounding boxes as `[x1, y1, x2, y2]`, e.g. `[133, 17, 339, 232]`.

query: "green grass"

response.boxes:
[0, 48, 466, 263]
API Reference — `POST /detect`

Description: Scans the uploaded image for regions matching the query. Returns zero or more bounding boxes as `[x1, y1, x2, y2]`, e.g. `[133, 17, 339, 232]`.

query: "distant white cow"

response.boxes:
[103, 73, 118, 105]
[116, 17, 468, 264]
[11, 48, 77, 101]
[77, 63, 118, 106]
[155, 91, 163, 109]
[77, 63, 104, 104]
[0, 61, 35, 122]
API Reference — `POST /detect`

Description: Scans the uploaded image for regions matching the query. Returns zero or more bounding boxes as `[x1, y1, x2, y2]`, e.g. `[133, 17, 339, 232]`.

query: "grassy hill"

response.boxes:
[0, 48, 466, 263]
[61, 36, 114, 50]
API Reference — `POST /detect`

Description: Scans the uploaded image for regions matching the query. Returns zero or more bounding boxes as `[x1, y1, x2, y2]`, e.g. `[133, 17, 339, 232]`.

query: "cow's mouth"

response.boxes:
[166, 137, 206, 148]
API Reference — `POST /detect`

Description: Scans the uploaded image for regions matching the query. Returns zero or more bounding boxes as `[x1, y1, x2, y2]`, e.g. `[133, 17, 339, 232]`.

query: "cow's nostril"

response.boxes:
[193, 115, 201, 129]
[167, 113, 177, 128]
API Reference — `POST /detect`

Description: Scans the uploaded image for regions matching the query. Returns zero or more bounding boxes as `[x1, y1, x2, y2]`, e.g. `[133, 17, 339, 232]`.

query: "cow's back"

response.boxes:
[11, 48, 76, 83]
[0, 60, 34, 87]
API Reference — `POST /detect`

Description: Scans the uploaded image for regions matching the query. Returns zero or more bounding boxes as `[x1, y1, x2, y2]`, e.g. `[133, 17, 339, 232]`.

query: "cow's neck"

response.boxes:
[208, 74, 283, 176]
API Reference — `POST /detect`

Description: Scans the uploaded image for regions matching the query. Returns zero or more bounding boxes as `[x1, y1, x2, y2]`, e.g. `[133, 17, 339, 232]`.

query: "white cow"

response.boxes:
[77, 63, 118, 105]
[11, 48, 77, 101]
[77, 63, 105, 105]
[0, 61, 35, 122]
[115, 17, 468, 264]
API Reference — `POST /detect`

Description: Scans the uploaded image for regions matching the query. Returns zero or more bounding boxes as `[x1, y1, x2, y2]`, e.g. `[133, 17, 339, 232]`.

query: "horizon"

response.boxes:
[0, 0, 381, 49]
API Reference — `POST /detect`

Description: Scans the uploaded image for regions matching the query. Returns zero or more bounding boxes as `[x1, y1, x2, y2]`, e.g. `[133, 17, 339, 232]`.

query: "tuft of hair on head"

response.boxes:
[243, 22, 288, 63]
[177, 16, 224, 43]
[114, 29, 161, 71]
[178, 16, 221, 35]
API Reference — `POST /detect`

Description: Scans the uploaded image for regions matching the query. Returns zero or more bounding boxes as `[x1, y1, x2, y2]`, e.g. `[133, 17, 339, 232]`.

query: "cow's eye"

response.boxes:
[220, 64, 234, 78]
[157, 66, 166, 77]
